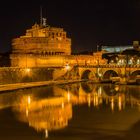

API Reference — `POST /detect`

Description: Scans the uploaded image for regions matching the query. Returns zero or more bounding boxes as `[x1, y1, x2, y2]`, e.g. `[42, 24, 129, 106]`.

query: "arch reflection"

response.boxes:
[102, 84, 120, 96]
[81, 82, 94, 93]
[0, 83, 140, 139]
[58, 83, 140, 112]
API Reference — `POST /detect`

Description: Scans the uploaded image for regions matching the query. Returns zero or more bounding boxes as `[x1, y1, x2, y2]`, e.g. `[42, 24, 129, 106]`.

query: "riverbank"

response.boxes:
[1, 79, 138, 93]
[0, 80, 83, 92]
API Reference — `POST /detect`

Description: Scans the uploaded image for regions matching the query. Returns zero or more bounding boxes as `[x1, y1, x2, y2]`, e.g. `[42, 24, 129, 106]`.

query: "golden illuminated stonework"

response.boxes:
[10, 23, 72, 67]
[13, 95, 72, 133]
[10, 21, 107, 68]
[12, 23, 71, 55]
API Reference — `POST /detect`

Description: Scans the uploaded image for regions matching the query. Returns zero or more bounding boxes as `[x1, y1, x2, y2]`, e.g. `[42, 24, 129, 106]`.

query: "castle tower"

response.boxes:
[10, 22, 71, 67]
[12, 23, 71, 55]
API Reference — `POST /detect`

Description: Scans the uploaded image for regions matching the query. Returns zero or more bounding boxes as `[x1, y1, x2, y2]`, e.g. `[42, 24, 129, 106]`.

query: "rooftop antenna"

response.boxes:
[97, 45, 99, 52]
[42, 18, 47, 27]
[40, 6, 43, 26]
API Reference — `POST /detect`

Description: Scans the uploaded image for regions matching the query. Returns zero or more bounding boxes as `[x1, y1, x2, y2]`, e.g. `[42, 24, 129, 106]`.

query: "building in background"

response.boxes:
[101, 45, 133, 53]
[102, 41, 140, 65]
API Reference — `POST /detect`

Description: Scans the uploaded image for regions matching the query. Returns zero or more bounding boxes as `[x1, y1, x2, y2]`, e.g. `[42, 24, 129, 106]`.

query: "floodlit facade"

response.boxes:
[102, 43, 140, 65]
[10, 23, 72, 67]
[101, 45, 133, 53]
[10, 22, 107, 67]
[12, 23, 71, 55]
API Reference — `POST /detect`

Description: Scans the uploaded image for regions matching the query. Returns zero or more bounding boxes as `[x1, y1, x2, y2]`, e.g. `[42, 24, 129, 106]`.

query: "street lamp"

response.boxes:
[25, 68, 31, 73]
[65, 63, 71, 80]
[65, 63, 70, 71]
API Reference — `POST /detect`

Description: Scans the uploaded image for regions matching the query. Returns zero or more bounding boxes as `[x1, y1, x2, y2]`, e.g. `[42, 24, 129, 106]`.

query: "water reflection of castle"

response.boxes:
[7, 83, 140, 138]
[0, 83, 139, 138]
[13, 96, 72, 138]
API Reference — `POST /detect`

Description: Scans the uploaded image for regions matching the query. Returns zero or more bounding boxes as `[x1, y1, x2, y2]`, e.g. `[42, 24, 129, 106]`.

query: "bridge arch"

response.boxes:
[81, 70, 94, 80]
[81, 82, 94, 93]
[103, 84, 120, 96]
[130, 70, 140, 79]
[103, 70, 119, 80]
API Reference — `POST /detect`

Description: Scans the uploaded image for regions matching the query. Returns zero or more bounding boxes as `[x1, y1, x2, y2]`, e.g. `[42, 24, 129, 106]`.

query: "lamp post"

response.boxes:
[65, 63, 70, 80]
[65, 63, 70, 71]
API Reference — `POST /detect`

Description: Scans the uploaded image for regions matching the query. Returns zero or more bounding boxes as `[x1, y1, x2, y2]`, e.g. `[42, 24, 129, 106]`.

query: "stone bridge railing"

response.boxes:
[78, 64, 140, 68]
[77, 64, 140, 84]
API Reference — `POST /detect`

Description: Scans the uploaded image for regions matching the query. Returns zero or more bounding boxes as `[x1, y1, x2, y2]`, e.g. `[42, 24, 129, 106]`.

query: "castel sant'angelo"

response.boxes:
[10, 18, 106, 67]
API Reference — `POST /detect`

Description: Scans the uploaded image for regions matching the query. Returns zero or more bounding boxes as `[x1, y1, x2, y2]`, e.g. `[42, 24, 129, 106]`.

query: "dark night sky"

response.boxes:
[0, 0, 140, 53]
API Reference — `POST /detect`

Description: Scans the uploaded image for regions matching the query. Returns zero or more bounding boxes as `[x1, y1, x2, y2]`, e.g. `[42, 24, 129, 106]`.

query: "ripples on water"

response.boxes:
[0, 82, 140, 140]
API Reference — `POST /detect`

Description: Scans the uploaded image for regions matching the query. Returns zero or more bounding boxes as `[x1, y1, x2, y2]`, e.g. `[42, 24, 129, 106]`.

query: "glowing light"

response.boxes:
[93, 93, 99, 107]
[98, 87, 102, 95]
[87, 60, 90, 64]
[111, 60, 114, 63]
[25, 68, 31, 73]
[97, 68, 102, 77]
[137, 59, 140, 64]
[65, 64, 70, 70]
[115, 85, 119, 91]
[45, 129, 48, 139]
[98, 73, 102, 77]
[26, 108, 29, 117]
[87, 94, 91, 107]
[118, 96, 122, 111]
[61, 102, 64, 109]
[117, 58, 126, 65]
[129, 59, 133, 65]
[67, 91, 71, 102]
[27, 96, 31, 105]
[111, 98, 114, 112]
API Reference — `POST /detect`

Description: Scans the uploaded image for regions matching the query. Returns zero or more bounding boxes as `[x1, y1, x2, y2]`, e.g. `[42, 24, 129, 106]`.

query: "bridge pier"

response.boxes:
[120, 77, 127, 84]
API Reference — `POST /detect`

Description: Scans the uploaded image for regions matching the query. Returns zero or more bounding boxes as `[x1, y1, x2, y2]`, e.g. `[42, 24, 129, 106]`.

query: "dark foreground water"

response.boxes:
[0, 82, 140, 140]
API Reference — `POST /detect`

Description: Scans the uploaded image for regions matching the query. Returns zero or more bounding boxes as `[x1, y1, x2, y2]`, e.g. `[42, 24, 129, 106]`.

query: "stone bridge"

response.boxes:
[52, 64, 140, 83]
[0, 65, 140, 84]
[77, 65, 140, 83]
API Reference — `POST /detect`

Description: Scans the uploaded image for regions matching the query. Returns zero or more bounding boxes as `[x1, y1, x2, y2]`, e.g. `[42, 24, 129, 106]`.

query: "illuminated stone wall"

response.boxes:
[10, 23, 108, 68]
[0, 67, 53, 85]
[12, 24, 71, 55]
[10, 54, 107, 68]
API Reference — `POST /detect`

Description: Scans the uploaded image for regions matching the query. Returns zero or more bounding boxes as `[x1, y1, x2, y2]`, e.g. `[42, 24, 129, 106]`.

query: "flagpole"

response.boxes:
[97, 45, 99, 52]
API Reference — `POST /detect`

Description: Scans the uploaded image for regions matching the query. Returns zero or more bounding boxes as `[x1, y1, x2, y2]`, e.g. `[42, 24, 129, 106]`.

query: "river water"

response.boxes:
[0, 82, 140, 140]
